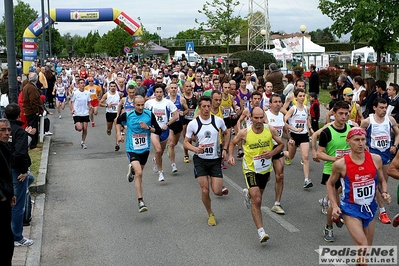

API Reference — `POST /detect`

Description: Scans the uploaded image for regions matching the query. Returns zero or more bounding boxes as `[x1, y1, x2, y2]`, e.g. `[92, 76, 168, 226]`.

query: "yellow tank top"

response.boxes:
[349, 103, 357, 121]
[221, 95, 233, 118]
[243, 124, 274, 174]
[292, 95, 308, 105]
[211, 107, 224, 119]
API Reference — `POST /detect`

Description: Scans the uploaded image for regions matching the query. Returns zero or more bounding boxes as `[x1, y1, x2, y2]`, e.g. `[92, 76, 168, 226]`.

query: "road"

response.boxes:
[40, 107, 399, 266]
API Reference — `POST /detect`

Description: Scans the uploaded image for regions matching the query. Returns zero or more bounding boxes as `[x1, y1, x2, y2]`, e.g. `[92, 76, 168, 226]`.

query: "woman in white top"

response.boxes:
[353, 76, 366, 113]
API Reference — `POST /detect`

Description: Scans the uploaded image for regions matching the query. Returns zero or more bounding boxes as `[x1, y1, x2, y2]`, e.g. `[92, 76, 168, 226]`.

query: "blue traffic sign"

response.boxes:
[186, 42, 194, 54]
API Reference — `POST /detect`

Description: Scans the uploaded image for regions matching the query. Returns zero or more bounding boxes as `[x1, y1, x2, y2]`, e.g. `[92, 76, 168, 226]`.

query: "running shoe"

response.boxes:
[45, 131, 53, 136]
[318, 198, 329, 215]
[127, 164, 135, 183]
[243, 188, 252, 209]
[138, 201, 148, 213]
[379, 212, 391, 224]
[393, 213, 399, 227]
[208, 213, 216, 226]
[259, 232, 270, 243]
[221, 162, 227, 169]
[14, 237, 34, 247]
[303, 179, 313, 189]
[271, 205, 285, 215]
[58, 115, 62, 119]
[323, 227, 335, 242]
[222, 186, 229, 195]
[300, 159, 303, 165]
[91, 122, 95, 127]
[107, 130, 111, 136]
[171, 163, 178, 173]
[81, 142, 87, 149]
[237, 149, 244, 158]
[284, 157, 291, 165]
[115, 144, 120, 151]
[158, 171, 165, 182]
[183, 155, 190, 163]
[152, 157, 158, 173]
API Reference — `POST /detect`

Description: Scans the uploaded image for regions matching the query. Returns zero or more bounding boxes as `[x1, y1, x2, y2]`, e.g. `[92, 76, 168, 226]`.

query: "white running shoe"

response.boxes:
[158, 171, 165, 182]
[14, 237, 34, 247]
[259, 232, 270, 243]
[171, 163, 178, 173]
[243, 188, 252, 209]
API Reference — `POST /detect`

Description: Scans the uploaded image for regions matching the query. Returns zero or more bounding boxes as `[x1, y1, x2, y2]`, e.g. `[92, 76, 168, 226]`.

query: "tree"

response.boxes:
[319, 0, 399, 62]
[308, 27, 336, 43]
[0, 0, 39, 57]
[196, 0, 245, 56]
[175, 28, 202, 40]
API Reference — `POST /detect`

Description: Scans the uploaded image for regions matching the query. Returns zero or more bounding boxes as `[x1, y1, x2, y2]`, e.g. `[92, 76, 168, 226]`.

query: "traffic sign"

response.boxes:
[186, 42, 194, 54]
[124, 46, 131, 53]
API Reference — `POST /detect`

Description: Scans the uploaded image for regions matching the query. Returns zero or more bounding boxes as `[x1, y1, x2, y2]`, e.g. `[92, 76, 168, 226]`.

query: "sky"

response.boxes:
[1, 0, 341, 40]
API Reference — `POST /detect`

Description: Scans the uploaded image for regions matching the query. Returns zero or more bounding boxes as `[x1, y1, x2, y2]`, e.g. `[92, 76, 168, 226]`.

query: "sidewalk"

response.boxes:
[11, 136, 50, 266]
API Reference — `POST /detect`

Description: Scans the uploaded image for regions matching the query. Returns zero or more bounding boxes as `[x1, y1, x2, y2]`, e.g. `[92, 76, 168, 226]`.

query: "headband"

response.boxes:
[347, 127, 366, 140]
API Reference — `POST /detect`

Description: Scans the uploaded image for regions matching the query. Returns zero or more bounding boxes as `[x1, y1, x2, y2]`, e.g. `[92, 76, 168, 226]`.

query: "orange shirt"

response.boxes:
[85, 85, 102, 100]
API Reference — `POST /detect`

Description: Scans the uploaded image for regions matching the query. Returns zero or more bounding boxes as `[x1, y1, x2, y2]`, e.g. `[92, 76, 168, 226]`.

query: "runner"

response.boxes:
[184, 96, 229, 226]
[228, 107, 284, 243]
[84, 77, 102, 127]
[327, 127, 391, 262]
[52, 76, 67, 119]
[116, 96, 162, 213]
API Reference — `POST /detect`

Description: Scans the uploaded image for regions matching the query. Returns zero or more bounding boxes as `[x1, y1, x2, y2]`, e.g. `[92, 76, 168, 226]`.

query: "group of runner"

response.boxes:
[47, 57, 399, 249]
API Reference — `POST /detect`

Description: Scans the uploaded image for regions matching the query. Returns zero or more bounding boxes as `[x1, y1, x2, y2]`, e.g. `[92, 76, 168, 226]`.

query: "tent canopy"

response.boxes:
[146, 41, 169, 54]
[351, 46, 376, 64]
[280, 37, 325, 53]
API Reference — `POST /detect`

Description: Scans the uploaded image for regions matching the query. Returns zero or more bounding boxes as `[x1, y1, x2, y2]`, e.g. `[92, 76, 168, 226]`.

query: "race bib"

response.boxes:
[132, 133, 148, 150]
[186, 109, 195, 119]
[223, 107, 231, 118]
[371, 136, 389, 150]
[274, 126, 283, 138]
[353, 180, 375, 205]
[200, 143, 215, 157]
[253, 154, 271, 173]
[295, 119, 306, 128]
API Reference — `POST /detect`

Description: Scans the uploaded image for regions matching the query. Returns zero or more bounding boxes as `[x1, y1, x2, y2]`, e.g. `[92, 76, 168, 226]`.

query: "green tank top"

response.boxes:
[323, 123, 351, 174]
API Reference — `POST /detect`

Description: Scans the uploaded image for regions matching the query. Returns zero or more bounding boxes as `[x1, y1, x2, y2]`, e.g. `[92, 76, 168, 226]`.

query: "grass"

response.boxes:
[29, 142, 43, 184]
[318, 88, 332, 106]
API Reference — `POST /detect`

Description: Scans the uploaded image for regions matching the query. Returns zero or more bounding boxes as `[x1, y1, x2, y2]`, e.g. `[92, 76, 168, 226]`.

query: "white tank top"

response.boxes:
[266, 110, 284, 145]
[55, 83, 66, 97]
[288, 106, 308, 134]
[105, 92, 120, 113]
[369, 114, 391, 152]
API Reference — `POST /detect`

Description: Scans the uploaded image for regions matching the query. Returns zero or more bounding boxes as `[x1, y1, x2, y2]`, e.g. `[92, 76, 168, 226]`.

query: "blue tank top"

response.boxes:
[167, 95, 183, 122]
[124, 97, 135, 112]
[125, 109, 153, 153]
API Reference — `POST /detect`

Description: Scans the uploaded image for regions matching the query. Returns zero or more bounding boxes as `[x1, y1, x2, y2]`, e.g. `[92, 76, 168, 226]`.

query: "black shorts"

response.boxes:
[73, 115, 90, 124]
[223, 117, 232, 129]
[231, 117, 239, 127]
[127, 151, 150, 166]
[169, 120, 183, 135]
[106, 112, 117, 123]
[321, 173, 341, 189]
[183, 118, 192, 125]
[290, 132, 309, 147]
[193, 155, 222, 178]
[272, 144, 284, 160]
[245, 171, 271, 190]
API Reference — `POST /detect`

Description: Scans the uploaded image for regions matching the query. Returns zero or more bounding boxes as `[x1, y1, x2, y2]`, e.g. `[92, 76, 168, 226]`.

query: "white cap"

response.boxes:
[241, 62, 248, 68]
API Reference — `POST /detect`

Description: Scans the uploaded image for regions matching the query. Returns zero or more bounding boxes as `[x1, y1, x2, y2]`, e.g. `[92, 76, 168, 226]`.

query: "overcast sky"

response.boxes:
[1, 0, 341, 40]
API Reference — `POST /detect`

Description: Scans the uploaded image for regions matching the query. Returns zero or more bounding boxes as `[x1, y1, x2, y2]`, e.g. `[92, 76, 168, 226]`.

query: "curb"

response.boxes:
[30, 136, 50, 193]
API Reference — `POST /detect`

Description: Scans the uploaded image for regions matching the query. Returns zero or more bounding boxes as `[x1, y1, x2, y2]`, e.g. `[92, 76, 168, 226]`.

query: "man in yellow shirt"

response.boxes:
[228, 107, 284, 243]
[85, 77, 103, 127]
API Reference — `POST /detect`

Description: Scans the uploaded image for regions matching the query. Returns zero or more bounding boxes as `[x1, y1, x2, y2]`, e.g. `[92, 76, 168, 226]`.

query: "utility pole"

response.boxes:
[4, 0, 17, 104]
[247, 0, 270, 51]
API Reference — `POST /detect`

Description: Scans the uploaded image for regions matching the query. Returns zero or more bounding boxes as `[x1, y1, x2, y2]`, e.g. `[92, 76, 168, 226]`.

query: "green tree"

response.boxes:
[50, 28, 65, 56]
[175, 28, 202, 40]
[308, 27, 336, 43]
[318, 0, 399, 62]
[0, 0, 39, 57]
[196, 0, 245, 56]
[97, 26, 132, 56]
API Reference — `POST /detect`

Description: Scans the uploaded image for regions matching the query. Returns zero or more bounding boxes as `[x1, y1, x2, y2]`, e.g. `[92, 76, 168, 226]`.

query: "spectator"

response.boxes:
[308, 65, 320, 95]
[266, 63, 284, 95]
[309, 92, 320, 131]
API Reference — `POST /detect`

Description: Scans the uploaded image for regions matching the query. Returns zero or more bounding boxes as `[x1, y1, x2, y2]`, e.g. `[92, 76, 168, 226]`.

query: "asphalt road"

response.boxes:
[40, 107, 399, 266]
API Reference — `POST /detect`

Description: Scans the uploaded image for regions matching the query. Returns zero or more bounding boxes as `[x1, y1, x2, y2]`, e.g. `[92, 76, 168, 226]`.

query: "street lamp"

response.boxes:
[299, 24, 307, 70]
[260, 29, 266, 54]
[157, 26, 161, 46]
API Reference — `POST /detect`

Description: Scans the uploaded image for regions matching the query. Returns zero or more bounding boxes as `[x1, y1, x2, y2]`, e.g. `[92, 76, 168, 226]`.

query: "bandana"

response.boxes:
[346, 127, 366, 140]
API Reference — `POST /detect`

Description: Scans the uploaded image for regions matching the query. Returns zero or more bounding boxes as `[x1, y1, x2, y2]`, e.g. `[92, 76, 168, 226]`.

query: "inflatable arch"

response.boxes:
[22, 8, 141, 74]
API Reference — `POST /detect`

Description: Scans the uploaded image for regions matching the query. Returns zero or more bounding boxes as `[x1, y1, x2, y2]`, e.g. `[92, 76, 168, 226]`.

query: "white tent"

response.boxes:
[281, 37, 325, 53]
[351, 46, 376, 64]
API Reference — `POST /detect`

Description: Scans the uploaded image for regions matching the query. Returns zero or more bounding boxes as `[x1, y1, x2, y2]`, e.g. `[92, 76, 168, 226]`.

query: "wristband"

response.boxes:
[223, 148, 228, 152]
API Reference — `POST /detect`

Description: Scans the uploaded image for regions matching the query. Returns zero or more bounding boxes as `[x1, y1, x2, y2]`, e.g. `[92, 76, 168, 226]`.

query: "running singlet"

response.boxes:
[341, 151, 378, 205]
[221, 95, 233, 118]
[239, 89, 251, 109]
[125, 109, 152, 153]
[71, 90, 91, 116]
[193, 81, 204, 97]
[61, 75, 69, 87]
[322, 123, 351, 175]
[243, 124, 274, 174]
[167, 95, 183, 122]
[288, 106, 308, 134]
[184, 94, 197, 121]
[366, 114, 391, 152]
[144, 98, 178, 127]
[124, 97, 135, 112]
[55, 83, 66, 98]
[265, 110, 284, 144]
[186, 115, 226, 159]
[105, 92, 120, 113]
